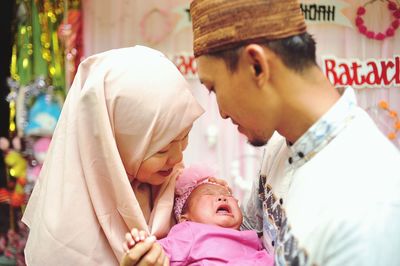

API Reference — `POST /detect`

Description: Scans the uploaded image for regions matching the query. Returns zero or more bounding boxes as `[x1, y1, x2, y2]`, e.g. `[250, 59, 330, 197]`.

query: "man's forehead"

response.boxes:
[196, 56, 221, 82]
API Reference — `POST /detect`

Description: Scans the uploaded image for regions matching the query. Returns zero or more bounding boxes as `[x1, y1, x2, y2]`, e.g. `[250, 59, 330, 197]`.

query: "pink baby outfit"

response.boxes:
[158, 221, 273, 266]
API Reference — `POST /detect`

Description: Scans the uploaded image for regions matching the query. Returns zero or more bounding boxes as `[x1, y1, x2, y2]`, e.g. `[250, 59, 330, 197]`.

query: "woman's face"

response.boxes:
[136, 126, 192, 185]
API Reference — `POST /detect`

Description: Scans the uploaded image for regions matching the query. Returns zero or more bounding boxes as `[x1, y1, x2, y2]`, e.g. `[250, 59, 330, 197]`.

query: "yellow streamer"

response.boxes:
[9, 101, 16, 134]
[10, 44, 19, 81]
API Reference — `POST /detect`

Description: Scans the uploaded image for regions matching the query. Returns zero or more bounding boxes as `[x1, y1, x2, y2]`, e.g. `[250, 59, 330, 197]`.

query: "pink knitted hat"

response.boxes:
[174, 164, 222, 220]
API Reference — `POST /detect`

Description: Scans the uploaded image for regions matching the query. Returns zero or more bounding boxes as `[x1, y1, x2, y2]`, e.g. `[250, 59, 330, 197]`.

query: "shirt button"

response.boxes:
[288, 157, 293, 164]
[298, 151, 304, 158]
[271, 240, 275, 247]
[279, 198, 283, 205]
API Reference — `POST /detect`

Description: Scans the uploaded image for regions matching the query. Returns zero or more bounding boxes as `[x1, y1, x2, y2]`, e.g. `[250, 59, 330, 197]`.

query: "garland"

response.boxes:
[378, 100, 400, 140]
[355, 0, 400, 40]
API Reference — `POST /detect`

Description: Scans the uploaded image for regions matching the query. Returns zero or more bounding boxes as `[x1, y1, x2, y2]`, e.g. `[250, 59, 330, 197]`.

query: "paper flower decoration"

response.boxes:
[355, 0, 400, 40]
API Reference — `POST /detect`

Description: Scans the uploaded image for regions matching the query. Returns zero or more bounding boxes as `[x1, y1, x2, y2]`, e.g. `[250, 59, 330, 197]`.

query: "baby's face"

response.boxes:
[183, 183, 243, 230]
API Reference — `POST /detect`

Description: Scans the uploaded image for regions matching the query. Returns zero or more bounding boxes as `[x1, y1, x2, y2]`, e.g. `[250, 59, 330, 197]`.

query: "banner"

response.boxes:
[322, 55, 400, 88]
[163, 1, 354, 40]
[169, 53, 197, 79]
[300, 0, 353, 28]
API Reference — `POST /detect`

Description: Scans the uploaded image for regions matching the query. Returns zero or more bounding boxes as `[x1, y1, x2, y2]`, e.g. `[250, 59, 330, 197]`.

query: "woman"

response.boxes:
[22, 46, 204, 265]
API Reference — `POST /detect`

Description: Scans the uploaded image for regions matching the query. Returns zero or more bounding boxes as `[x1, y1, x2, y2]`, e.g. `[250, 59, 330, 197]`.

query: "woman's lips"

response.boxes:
[158, 168, 173, 177]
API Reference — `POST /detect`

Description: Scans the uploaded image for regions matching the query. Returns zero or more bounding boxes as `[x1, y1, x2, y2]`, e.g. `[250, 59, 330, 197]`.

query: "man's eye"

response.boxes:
[158, 150, 169, 154]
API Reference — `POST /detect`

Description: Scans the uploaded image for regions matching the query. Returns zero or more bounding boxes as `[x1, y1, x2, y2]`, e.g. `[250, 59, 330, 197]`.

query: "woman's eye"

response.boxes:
[158, 149, 169, 154]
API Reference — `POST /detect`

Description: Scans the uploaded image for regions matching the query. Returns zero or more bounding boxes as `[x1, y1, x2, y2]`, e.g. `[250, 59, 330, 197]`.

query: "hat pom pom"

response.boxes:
[175, 163, 217, 195]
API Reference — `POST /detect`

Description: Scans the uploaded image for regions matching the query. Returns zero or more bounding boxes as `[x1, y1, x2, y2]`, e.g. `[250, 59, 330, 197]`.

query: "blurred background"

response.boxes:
[0, 0, 399, 264]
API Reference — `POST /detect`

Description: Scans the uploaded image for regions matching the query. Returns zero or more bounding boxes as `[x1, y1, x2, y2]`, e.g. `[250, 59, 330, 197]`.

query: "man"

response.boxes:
[190, 0, 400, 265]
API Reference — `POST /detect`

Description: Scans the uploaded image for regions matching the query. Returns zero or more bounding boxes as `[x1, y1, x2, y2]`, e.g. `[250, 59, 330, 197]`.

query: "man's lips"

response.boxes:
[158, 168, 173, 177]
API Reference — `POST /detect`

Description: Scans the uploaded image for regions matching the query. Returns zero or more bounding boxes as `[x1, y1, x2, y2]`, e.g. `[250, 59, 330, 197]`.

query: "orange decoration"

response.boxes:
[379, 100, 389, 109]
[17, 176, 27, 186]
[10, 193, 25, 207]
[0, 188, 10, 203]
[388, 132, 397, 140]
[378, 99, 399, 141]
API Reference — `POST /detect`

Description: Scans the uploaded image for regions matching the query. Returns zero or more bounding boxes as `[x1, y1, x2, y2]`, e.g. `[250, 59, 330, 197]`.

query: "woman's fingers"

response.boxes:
[208, 177, 232, 194]
[163, 254, 170, 266]
[120, 236, 156, 266]
[208, 176, 227, 186]
[137, 242, 167, 266]
[155, 244, 166, 266]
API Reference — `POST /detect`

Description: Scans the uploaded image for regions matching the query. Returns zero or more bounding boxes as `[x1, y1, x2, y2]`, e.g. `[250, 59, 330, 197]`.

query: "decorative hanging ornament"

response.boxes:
[355, 0, 400, 40]
[140, 7, 173, 44]
[378, 100, 399, 140]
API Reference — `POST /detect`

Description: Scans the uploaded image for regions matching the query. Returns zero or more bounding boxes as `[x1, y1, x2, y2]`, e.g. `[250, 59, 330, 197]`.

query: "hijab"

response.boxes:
[22, 46, 204, 265]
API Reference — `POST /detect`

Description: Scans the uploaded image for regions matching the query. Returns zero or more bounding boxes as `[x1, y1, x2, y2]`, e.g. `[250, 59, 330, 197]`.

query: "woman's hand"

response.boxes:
[208, 177, 232, 194]
[120, 228, 169, 266]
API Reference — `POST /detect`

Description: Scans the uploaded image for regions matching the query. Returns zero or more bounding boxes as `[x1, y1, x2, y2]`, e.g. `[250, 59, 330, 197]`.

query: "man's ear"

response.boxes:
[243, 44, 271, 87]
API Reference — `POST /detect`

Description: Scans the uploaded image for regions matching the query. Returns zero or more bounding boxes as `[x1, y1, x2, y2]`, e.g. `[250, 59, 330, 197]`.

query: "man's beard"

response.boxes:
[249, 138, 268, 147]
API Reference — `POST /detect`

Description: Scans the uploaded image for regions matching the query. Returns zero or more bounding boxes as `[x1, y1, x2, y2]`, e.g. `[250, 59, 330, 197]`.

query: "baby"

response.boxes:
[122, 165, 273, 265]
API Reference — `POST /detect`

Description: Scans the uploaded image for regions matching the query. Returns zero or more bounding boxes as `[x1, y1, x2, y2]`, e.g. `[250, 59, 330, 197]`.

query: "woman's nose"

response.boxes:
[166, 143, 184, 166]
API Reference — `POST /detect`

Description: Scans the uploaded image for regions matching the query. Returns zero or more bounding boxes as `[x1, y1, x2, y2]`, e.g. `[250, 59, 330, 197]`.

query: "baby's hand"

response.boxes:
[123, 228, 149, 252]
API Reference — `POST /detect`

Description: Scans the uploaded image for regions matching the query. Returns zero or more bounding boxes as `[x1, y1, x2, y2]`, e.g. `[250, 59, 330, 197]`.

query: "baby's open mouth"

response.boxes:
[216, 204, 232, 215]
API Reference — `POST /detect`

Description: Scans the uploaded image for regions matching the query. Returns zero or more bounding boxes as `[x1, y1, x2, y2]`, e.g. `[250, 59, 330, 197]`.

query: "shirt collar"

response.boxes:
[287, 87, 357, 168]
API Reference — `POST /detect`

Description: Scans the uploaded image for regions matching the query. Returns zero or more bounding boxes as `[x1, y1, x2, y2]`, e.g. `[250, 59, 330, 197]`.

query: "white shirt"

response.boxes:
[242, 87, 400, 265]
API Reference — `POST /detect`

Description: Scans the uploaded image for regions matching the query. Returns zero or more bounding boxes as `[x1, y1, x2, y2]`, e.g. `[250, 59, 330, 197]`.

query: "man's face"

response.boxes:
[196, 53, 279, 146]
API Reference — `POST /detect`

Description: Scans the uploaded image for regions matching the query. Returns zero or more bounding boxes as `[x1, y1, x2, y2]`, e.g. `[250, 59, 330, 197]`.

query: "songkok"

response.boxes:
[190, 0, 307, 57]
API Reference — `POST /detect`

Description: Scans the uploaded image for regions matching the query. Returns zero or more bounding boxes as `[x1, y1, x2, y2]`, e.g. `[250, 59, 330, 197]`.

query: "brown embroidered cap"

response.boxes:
[190, 0, 307, 57]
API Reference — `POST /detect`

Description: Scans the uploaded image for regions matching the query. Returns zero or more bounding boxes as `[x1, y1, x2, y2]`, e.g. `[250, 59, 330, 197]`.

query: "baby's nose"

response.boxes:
[217, 196, 227, 202]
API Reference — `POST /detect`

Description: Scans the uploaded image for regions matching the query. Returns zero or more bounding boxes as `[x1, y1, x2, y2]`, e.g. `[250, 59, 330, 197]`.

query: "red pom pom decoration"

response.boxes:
[357, 6, 366, 15]
[355, 0, 400, 41]
[392, 19, 400, 28]
[389, 1, 398, 10]
[366, 31, 375, 39]
[358, 25, 367, 34]
[375, 32, 386, 40]
[386, 27, 395, 36]
[355, 17, 364, 26]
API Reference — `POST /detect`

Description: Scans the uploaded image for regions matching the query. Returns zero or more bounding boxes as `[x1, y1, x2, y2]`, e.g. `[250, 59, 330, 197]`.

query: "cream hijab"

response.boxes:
[22, 46, 204, 265]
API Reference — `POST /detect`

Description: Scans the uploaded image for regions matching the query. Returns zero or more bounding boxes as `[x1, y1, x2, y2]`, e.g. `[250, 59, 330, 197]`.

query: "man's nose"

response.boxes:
[218, 107, 229, 119]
